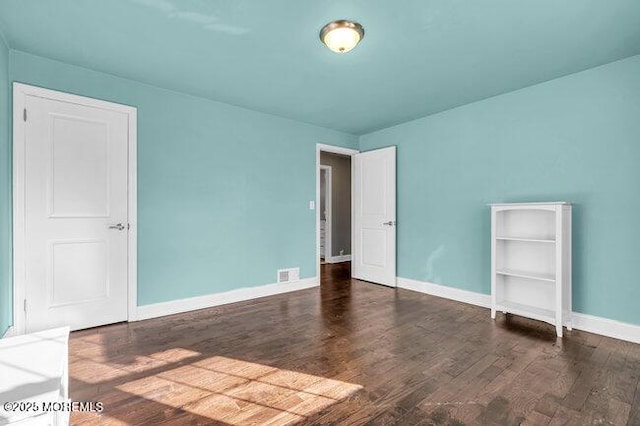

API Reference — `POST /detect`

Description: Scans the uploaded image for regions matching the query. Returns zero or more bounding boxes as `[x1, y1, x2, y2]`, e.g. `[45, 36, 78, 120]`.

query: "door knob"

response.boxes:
[382, 221, 396, 226]
[108, 223, 126, 231]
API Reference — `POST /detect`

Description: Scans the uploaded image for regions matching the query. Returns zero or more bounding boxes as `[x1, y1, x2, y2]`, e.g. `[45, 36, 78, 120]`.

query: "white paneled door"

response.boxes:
[20, 89, 132, 332]
[353, 146, 396, 287]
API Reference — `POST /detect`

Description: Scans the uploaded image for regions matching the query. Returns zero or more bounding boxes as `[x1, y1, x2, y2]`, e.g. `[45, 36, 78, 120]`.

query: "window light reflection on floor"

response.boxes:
[73, 352, 363, 425]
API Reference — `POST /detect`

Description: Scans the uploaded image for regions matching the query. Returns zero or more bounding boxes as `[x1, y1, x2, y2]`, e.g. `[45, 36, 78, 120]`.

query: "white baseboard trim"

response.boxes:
[2, 326, 16, 339]
[326, 255, 351, 264]
[397, 276, 640, 344]
[571, 312, 640, 344]
[397, 277, 491, 308]
[135, 277, 319, 321]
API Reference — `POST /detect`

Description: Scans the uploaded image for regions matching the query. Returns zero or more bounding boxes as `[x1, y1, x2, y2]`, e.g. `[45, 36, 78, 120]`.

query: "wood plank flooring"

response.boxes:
[69, 263, 640, 425]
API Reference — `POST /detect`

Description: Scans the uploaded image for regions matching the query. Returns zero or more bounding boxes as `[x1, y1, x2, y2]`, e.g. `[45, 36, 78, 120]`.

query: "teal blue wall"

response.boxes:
[0, 35, 10, 335]
[3, 48, 640, 329]
[360, 55, 640, 325]
[7, 51, 357, 312]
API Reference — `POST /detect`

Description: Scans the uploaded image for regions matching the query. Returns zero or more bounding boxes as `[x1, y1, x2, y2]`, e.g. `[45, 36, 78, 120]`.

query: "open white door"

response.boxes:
[353, 146, 396, 287]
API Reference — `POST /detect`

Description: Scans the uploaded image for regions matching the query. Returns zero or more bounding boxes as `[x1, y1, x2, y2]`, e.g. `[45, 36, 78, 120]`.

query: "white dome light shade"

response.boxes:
[320, 20, 365, 53]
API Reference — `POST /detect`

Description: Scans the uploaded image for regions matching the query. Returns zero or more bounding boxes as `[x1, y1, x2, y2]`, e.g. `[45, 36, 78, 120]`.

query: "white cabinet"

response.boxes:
[490, 202, 572, 337]
[320, 220, 326, 258]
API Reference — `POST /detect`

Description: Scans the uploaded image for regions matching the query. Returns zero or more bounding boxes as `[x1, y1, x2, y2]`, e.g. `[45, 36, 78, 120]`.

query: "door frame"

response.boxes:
[12, 83, 138, 335]
[319, 165, 332, 261]
[316, 144, 358, 278]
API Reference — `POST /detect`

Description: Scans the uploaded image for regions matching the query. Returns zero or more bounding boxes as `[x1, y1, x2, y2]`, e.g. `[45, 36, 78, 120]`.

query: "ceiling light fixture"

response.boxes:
[319, 20, 365, 53]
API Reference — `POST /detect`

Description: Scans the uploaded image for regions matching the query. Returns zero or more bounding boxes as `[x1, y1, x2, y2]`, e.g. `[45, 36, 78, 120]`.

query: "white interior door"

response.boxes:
[353, 146, 396, 287]
[22, 92, 130, 332]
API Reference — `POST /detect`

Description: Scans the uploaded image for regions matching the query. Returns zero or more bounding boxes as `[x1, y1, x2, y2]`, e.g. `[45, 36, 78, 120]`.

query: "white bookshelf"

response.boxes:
[490, 202, 572, 337]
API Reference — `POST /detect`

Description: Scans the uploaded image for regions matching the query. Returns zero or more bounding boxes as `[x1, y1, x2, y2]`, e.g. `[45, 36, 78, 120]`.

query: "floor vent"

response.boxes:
[277, 267, 300, 284]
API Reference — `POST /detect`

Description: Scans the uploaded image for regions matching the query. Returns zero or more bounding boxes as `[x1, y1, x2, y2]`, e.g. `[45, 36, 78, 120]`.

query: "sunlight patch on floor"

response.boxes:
[70, 346, 202, 383]
[112, 355, 363, 425]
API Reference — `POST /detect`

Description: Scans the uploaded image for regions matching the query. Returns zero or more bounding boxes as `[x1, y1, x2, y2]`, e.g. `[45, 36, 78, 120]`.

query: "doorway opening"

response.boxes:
[320, 153, 351, 265]
[316, 144, 358, 284]
[316, 144, 397, 288]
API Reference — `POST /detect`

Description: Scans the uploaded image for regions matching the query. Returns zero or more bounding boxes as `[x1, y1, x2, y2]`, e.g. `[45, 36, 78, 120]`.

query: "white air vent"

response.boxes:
[277, 267, 300, 284]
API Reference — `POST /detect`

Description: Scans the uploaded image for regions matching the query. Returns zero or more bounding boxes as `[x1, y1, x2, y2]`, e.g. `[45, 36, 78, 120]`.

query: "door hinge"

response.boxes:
[23, 108, 27, 122]
[23, 299, 27, 312]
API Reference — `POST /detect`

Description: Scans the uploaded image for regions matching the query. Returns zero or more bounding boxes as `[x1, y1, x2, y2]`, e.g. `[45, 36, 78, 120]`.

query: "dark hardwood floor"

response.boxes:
[69, 263, 640, 425]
